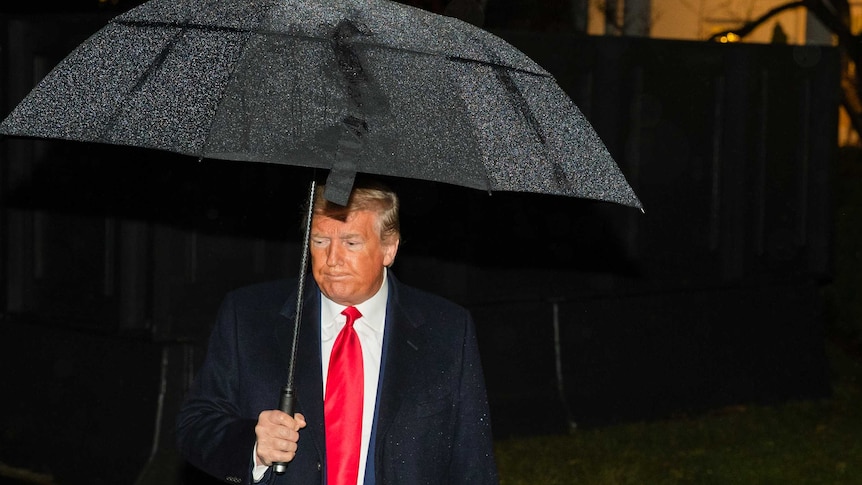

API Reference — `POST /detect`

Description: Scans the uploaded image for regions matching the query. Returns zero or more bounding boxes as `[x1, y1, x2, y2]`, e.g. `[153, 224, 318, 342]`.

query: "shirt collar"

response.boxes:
[320, 268, 389, 336]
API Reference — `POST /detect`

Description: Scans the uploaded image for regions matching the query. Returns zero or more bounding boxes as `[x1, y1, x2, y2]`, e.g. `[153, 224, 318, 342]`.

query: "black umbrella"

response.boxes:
[0, 0, 640, 209]
[0, 0, 642, 471]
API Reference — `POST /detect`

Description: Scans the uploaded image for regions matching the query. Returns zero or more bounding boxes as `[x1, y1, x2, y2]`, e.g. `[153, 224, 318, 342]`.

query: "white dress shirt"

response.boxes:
[320, 269, 388, 485]
[254, 270, 389, 484]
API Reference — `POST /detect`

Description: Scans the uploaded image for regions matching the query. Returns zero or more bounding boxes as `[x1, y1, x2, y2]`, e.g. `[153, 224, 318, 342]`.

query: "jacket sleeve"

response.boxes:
[175, 292, 259, 485]
[448, 313, 499, 484]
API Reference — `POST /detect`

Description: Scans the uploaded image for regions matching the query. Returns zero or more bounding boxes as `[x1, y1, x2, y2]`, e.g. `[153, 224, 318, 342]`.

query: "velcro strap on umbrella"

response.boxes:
[324, 115, 365, 206]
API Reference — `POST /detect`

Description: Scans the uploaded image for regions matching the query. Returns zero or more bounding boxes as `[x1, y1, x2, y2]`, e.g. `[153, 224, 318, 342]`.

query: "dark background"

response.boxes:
[0, 1, 840, 483]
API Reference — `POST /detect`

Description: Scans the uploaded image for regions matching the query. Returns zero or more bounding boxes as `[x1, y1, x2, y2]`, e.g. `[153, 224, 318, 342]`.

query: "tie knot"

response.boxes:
[341, 306, 362, 327]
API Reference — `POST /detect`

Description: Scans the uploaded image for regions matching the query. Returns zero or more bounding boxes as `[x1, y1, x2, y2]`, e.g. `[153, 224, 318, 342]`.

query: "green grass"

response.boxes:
[494, 342, 862, 485]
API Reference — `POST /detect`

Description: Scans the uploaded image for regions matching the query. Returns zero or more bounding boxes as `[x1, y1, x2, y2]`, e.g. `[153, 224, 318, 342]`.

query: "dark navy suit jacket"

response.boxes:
[176, 272, 498, 485]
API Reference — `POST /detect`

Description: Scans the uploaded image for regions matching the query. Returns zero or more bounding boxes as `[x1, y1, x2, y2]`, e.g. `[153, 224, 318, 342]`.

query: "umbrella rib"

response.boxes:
[92, 25, 185, 144]
[128, 31, 178, 95]
[149, 5, 282, 158]
[115, 18, 260, 35]
[113, 18, 549, 76]
[491, 64, 547, 145]
[447, 55, 550, 78]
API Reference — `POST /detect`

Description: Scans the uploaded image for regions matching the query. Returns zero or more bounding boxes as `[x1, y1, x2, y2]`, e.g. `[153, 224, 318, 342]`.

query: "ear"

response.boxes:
[382, 238, 400, 267]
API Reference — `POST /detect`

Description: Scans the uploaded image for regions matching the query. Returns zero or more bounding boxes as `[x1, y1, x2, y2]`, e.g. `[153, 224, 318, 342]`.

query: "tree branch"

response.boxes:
[707, 0, 807, 41]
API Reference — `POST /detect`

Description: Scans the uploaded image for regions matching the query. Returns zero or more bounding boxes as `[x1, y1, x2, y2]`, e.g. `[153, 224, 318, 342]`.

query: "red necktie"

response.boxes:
[325, 306, 364, 485]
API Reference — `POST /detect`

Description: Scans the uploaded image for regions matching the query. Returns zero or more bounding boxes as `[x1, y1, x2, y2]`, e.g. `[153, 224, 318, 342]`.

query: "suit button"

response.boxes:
[317, 462, 322, 471]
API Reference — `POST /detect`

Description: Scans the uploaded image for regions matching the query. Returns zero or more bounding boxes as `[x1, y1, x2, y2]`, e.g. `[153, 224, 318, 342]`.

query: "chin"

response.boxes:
[322, 285, 355, 303]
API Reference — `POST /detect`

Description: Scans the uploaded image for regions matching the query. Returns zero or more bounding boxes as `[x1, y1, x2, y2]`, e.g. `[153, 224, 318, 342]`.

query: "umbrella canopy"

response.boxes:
[0, 0, 641, 209]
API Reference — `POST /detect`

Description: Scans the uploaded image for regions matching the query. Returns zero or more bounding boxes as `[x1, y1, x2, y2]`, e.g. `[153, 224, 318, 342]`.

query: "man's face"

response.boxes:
[309, 210, 399, 307]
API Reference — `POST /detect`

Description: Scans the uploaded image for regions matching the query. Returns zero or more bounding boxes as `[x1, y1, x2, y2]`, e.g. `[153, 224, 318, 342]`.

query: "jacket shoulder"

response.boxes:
[391, 277, 471, 325]
[223, 278, 297, 311]
[397, 283, 463, 309]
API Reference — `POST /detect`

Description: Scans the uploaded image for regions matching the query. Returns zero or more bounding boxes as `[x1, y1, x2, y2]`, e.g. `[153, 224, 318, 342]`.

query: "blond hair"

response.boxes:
[312, 180, 400, 243]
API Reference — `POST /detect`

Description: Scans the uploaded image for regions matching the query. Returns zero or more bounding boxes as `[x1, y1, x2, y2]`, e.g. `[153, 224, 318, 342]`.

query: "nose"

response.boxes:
[325, 243, 342, 267]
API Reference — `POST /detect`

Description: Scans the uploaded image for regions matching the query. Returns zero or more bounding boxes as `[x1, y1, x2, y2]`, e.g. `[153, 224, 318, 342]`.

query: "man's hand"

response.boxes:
[254, 411, 307, 466]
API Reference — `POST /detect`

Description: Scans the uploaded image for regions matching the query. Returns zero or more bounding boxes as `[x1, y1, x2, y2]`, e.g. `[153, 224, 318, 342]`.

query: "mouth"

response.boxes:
[323, 272, 351, 280]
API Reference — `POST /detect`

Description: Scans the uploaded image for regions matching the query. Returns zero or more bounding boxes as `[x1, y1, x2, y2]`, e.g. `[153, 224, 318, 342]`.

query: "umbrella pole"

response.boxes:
[274, 179, 317, 475]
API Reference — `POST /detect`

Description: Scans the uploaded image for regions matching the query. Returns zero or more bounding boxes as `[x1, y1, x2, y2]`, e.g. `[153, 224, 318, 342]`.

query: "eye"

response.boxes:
[311, 237, 329, 248]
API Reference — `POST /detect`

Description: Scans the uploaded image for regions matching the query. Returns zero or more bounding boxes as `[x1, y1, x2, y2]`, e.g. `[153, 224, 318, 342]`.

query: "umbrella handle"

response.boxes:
[273, 385, 296, 474]
[273, 178, 316, 475]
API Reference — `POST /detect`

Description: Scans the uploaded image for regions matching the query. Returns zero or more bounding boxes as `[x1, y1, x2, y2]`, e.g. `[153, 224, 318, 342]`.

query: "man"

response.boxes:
[176, 179, 498, 485]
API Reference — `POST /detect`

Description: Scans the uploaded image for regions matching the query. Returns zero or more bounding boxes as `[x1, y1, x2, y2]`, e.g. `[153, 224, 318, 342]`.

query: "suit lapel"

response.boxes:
[373, 277, 424, 452]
